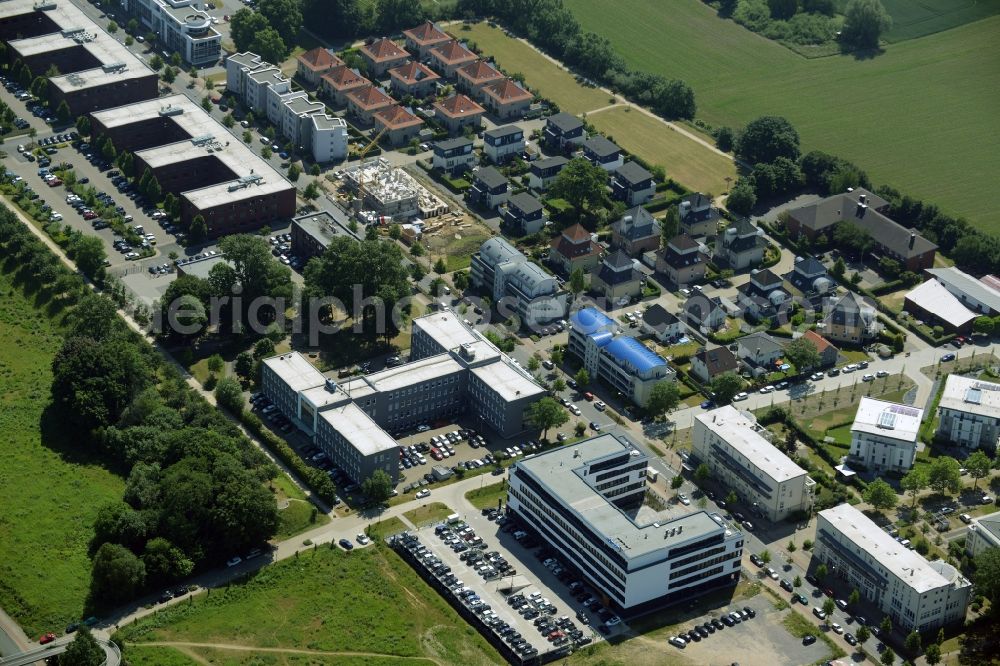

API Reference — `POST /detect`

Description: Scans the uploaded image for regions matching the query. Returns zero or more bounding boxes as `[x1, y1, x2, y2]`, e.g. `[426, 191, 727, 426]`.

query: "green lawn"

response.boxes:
[464, 482, 507, 511]
[402, 501, 454, 527]
[879, 0, 1000, 41]
[115, 545, 502, 666]
[0, 264, 126, 637]
[564, 0, 1000, 232]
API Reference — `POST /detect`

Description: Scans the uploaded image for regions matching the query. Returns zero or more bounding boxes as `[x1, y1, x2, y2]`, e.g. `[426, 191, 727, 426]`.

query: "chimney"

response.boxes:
[909, 233, 916, 249]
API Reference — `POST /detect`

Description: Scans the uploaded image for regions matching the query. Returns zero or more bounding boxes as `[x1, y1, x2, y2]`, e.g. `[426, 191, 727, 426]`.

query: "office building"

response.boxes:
[935, 375, 1000, 452]
[966, 510, 1000, 558]
[291, 211, 358, 261]
[815, 503, 971, 632]
[847, 398, 923, 474]
[692, 405, 815, 522]
[90, 94, 295, 237]
[470, 237, 568, 326]
[568, 308, 676, 408]
[507, 434, 745, 612]
[125, 0, 221, 65]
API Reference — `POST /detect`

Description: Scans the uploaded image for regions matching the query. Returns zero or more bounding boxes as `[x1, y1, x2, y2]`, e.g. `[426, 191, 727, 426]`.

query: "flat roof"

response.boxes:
[176, 254, 228, 279]
[820, 503, 966, 594]
[470, 358, 546, 403]
[414, 310, 478, 350]
[514, 434, 726, 560]
[366, 354, 464, 394]
[262, 352, 325, 393]
[938, 374, 1000, 420]
[696, 405, 809, 483]
[293, 211, 357, 246]
[850, 398, 923, 443]
[317, 401, 397, 456]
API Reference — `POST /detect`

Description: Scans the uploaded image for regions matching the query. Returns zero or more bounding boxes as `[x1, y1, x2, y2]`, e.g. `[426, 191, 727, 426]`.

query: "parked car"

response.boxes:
[338, 538, 354, 550]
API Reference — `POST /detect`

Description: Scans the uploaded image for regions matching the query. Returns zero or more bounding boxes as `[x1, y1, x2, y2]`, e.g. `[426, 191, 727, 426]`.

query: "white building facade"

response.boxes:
[125, 0, 221, 65]
[848, 398, 923, 474]
[966, 510, 1000, 558]
[470, 237, 569, 326]
[936, 375, 1000, 452]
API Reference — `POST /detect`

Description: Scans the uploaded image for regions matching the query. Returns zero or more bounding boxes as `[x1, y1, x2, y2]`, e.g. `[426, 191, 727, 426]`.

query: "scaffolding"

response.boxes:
[341, 158, 449, 221]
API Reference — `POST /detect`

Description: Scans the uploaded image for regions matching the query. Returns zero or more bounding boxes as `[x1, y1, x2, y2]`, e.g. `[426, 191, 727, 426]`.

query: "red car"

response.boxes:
[83, 211, 97, 220]
[39, 633, 56, 644]
[584, 392, 595, 401]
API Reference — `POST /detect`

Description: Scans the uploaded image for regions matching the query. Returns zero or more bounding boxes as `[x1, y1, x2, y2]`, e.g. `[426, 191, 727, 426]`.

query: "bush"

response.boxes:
[242, 412, 338, 506]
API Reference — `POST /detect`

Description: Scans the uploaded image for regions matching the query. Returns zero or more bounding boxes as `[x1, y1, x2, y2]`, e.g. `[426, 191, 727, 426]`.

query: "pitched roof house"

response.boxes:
[591, 250, 642, 304]
[543, 111, 585, 150]
[456, 60, 504, 98]
[550, 223, 603, 274]
[736, 268, 791, 322]
[823, 292, 881, 344]
[359, 38, 411, 76]
[528, 155, 568, 191]
[502, 192, 546, 236]
[296, 47, 344, 86]
[373, 105, 424, 147]
[737, 332, 788, 375]
[403, 21, 451, 58]
[679, 192, 720, 238]
[345, 85, 395, 124]
[690, 345, 739, 383]
[714, 217, 765, 270]
[801, 330, 839, 368]
[481, 78, 533, 119]
[683, 295, 727, 331]
[641, 303, 684, 342]
[611, 206, 660, 256]
[582, 136, 623, 172]
[467, 166, 509, 210]
[433, 93, 485, 134]
[388, 61, 440, 98]
[428, 40, 477, 77]
[611, 161, 655, 206]
[656, 233, 705, 288]
[320, 66, 371, 106]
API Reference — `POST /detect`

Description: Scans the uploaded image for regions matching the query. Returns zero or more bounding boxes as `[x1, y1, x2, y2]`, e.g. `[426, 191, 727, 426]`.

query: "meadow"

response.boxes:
[0, 262, 125, 636]
[872, 0, 1000, 41]
[564, 0, 1000, 232]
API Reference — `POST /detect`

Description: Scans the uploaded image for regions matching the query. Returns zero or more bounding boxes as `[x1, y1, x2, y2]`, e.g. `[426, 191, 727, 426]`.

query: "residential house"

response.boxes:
[320, 66, 371, 106]
[543, 112, 585, 150]
[295, 47, 344, 87]
[611, 206, 660, 256]
[925, 267, 1000, 317]
[433, 94, 485, 134]
[403, 21, 451, 59]
[690, 346, 739, 384]
[678, 193, 721, 238]
[683, 295, 727, 331]
[582, 136, 623, 172]
[822, 292, 880, 345]
[801, 330, 839, 368]
[345, 85, 395, 124]
[428, 40, 477, 77]
[432, 136, 475, 174]
[786, 189, 937, 271]
[549, 223, 603, 275]
[306, 113, 349, 163]
[735, 268, 791, 323]
[502, 192, 546, 236]
[373, 105, 424, 147]
[715, 218, 765, 271]
[470, 237, 568, 326]
[456, 59, 504, 99]
[848, 398, 923, 474]
[527, 156, 568, 191]
[786, 255, 834, 297]
[481, 79, 533, 120]
[611, 161, 655, 206]
[591, 250, 643, 304]
[467, 166, 509, 210]
[656, 234, 705, 287]
[388, 61, 440, 99]
[904, 279, 976, 334]
[483, 125, 524, 164]
[641, 303, 684, 342]
[935, 375, 1000, 452]
[737, 332, 787, 376]
[359, 37, 410, 77]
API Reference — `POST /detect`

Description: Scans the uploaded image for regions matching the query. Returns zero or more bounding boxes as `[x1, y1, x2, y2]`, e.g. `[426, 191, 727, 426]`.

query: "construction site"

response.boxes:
[339, 158, 450, 222]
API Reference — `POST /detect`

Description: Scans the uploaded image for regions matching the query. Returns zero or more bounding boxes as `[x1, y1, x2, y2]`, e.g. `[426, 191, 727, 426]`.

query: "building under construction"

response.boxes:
[342, 158, 449, 222]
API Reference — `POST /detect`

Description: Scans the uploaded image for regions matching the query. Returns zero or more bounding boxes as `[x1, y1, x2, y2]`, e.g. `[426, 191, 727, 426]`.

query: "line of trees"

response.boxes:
[302, 0, 441, 40]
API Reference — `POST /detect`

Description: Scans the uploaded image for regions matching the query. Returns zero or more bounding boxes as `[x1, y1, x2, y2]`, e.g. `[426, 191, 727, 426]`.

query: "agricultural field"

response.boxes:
[115, 545, 502, 666]
[564, 0, 1000, 232]
[871, 0, 1000, 42]
[0, 263, 125, 636]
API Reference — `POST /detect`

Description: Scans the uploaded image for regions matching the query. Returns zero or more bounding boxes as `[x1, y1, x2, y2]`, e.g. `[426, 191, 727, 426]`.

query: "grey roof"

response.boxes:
[826, 292, 877, 329]
[612, 206, 658, 241]
[507, 192, 543, 216]
[793, 256, 826, 277]
[642, 303, 679, 330]
[584, 135, 620, 158]
[927, 267, 1000, 313]
[603, 249, 634, 270]
[669, 233, 699, 252]
[436, 136, 473, 151]
[614, 160, 653, 186]
[474, 166, 508, 189]
[731, 217, 759, 237]
[532, 156, 569, 172]
[751, 269, 783, 287]
[546, 111, 584, 134]
[484, 124, 523, 139]
[695, 345, 738, 376]
[739, 332, 786, 358]
[680, 192, 719, 224]
[478, 236, 525, 268]
[595, 250, 640, 286]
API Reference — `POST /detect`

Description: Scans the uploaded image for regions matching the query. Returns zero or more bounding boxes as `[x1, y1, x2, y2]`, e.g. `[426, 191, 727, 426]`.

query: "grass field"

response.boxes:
[464, 482, 507, 511]
[0, 263, 125, 637]
[271, 473, 330, 540]
[877, 0, 1000, 41]
[564, 0, 1000, 232]
[116, 545, 502, 666]
[402, 501, 453, 527]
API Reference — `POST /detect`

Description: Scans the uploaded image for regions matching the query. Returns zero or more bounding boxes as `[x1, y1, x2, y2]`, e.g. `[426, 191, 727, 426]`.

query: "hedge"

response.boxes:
[242, 411, 339, 506]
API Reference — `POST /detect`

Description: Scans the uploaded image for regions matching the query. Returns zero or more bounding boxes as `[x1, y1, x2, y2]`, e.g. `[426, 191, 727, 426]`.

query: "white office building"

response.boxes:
[507, 433, 744, 611]
[692, 405, 815, 522]
[226, 52, 347, 162]
[815, 504, 971, 632]
[848, 398, 923, 474]
[124, 0, 221, 65]
[470, 237, 569, 326]
[936, 375, 1000, 452]
[966, 510, 1000, 558]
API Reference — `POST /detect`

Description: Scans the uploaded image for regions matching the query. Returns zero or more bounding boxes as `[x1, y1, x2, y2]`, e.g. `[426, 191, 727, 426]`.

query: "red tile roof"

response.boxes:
[430, 40, 477, 65]
[375, 104, 424, 130]
[388, 61, 440, 85]
[403, 21, 450, 46]
[346, 85, 394, 110]
[803, 329, 838, 355]
[482, 78, 532, 104]
[297, 47, 343, 72]
[457, 60, 503, 85]
[433, 94, 485, 119]
[360, 38, 409, 63]
[561, 223, 591, 243]
[321, 65, 370, 91]
[551, 234, 603, 261]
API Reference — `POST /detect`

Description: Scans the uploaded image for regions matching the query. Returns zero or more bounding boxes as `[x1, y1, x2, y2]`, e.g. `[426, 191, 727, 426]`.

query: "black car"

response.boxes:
[802, 634, 816, 645]
[743, 606, 756, 618]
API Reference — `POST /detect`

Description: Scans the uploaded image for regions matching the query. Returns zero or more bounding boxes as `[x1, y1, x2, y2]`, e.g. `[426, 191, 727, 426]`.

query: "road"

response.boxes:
[0, 633, 119, 666]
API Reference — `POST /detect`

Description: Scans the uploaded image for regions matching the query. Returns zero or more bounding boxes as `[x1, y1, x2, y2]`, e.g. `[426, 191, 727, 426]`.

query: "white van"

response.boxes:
[447, 513, 461, 525]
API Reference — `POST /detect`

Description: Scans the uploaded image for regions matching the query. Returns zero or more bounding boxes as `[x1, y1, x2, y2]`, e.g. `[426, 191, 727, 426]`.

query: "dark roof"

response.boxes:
[615, 161, 653, 186]
[547, 112, 584, 133]
[474, 166, 508, 189]
[584, 136, 620, 158]
[508, 192, 542, 216]
[611, 206, 658, 241]
[484, 124, 524, 139]
[739, 332, 786, 358]
[595, 251, 641, 286]
[436, 136, 473, 151]
[731, 218, 759, 237]
[603, 249, 633, 270]
[825, 292, 877, 329]
[751, 269, 782, 287]
[695, 346, 738, 376]
[680, 192, 719, 225]
[642, 303, 679, 330]
[726, 233, 763, 254]
[793, 256, 826, 277]
[532, 156, 568, 172]
[668, 233, 699, 252]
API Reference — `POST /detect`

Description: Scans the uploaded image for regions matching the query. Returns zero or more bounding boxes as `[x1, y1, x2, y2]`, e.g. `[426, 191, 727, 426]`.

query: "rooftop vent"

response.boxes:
[159, 105, 184, 117]
[101, 62, 127, 73]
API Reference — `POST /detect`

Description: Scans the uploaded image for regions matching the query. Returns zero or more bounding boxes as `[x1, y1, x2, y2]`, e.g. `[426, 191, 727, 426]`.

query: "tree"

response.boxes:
[832, 256, 846, 278]
[552, 378, 567, 393]
[904, 630, 921, 654]
[55, 99, 71, 123]
[253, 338, 276, 359]
[162, 66, 176, 84]
[243, 130, 253, 144]
[769, 0, 798, 20]
[816, 563, 828, 579]
[833, 221, 874, 258]
[374, 0, 425, 34]
[694, 463, 710, 485]
[569, 267, 586, 296]
[822, 597, 835, 617]
[107, 20, 118, 33]
[250, 27, 288, 64]
[784, 337, 822, 372]
[735, 116, 801, 165]
[660, 205, 680, 245]
[526, 397, 570, 439]
[363, 469, 393, 503]
[841, 0, 892, 50]
[849, 588, 860, 607]
[57, 628, 104, 666]
[433, 257, 447, 275]
[76, 115, 92, 136]
[863, 478, 898, 512]
[973, 547, 1000, 611]
[550, 157, 609, 216]
[725, 179, 757, 216]
[711, 372, 744, 404]
[201, 95, 212, 112]
[230, 8, 270, 51]
[453, 271, 469, 291]
[856, 624, 870, 647]
[303, 182, 320, 200]
[574, 368, 590, 387]
[716, 126, 734, 153]
[235, 352, 255, 379]
[150, 54, 163, 71]
[71, 235, 106, 279]
[760, 549, 772, 565]
[189, 214, 208, 243]
[90, 542, 145, 604]
[973, 316, 996, 336]
[671, 474, 684, 490]
[880, 646, 895, 666]
[927, 456, 962, 495]
[215, 376, 244, 413]
[647, 381, 680, 420]
[793, 575, 801, 587]
[141, 537, 193, 587]
[924, 643, 941, 665]
[102, 138, 117, 162]
[551, 348, 564, 365]
[726, 490, 737, 506]
[286, 164, 302, 183]
[965, 450, 992, 490]
[262, 146, 273, 159]
[880, 616, 892, 635]
[258, 0, 304, 45]
[170, 52, 182, 67]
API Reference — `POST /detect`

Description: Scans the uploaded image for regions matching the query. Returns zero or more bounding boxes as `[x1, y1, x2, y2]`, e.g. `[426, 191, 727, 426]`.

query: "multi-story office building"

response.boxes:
[291, 211, 358, 261]
[966, 510, 1000, 558]
[692, 405, 815, 522]
[935, 375, 1000, 452]
[124, 0, 221, 65]
[848, 398, 923, 474]
[507, 434, 745, 612]
[568, 308, 676, 408]
[470, 237, 569, 326]
[815, 503, 971, 632]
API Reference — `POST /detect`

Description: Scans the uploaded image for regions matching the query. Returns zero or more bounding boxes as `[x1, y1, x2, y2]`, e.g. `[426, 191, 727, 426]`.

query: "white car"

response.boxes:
[810, 372, 825, 381]
[595, 401, 606, 411]
[415, 424, 431, 432]
[733, 392, 749, 402]
[677, 494, 690, 506]
[842, 364, 857, 373]
[356, 533, 370, 545]
[760, 385, 775, 394]
[570, 405, 581, 416]
[831, 622, 843, 634]
[861, 374, 875, 382]
[415, 489, 430, 499]
[226, 556, 242, 567]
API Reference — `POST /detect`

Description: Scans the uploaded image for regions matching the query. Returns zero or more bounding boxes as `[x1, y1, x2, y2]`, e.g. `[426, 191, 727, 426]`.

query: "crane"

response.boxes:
[354, 125, 388, 217]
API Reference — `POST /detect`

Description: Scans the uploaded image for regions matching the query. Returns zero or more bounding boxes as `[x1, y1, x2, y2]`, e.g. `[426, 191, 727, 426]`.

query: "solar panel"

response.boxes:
[876, 411, 897, 430]
[974, 382, 1000, 392]
[888, 404, 920, 418]
[966, 388, 983, 405]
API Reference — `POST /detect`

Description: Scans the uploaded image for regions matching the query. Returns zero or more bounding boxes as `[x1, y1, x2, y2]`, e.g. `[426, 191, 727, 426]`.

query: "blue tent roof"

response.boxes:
[570, 307, 614, 334]
[604, 336, 667, 373]
[590, 330, 614, 347]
